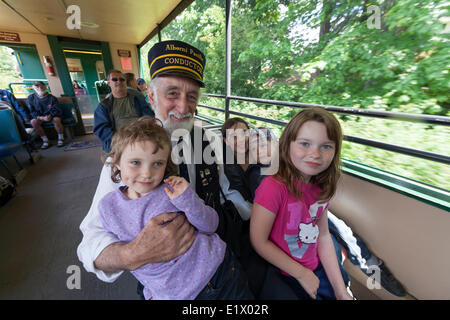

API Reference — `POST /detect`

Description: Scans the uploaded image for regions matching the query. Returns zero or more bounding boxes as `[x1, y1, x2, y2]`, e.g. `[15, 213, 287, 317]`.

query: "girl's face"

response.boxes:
[116, 140, 169, 199]
[289, 120, 336, 183]
[224, 122, 249, 156]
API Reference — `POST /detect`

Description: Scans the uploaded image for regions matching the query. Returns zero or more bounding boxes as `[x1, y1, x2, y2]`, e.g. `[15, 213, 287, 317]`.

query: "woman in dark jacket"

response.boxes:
[221, 118, 276, 203]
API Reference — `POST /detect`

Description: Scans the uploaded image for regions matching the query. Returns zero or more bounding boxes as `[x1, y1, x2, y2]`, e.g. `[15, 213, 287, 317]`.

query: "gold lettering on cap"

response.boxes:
[166, 44, 188, 53]
[190, 48, 204, 63]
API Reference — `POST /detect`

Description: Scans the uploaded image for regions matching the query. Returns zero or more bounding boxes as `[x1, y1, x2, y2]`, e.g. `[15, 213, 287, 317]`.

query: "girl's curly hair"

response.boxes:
[103, 116, 177, 183]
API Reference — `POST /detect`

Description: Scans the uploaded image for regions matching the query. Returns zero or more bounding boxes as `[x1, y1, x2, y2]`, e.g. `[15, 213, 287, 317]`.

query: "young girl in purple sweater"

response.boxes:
[98, 116, 253, 300]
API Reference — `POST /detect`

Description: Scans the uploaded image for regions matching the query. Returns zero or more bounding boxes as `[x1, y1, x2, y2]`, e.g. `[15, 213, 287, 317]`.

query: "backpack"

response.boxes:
[0, 176, 16, 207]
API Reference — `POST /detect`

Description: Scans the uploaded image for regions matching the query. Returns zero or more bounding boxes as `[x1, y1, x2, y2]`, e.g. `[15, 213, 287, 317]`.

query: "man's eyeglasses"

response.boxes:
[110, 77, 126, 82]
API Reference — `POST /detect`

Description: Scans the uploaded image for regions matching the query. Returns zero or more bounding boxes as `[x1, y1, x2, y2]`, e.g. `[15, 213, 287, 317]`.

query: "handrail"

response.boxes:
[202, 93, 450, 126]
[197, 97, 450, 165]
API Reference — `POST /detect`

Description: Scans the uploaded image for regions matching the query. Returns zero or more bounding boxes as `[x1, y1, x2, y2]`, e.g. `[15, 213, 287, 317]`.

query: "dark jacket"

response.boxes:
[27, 93, 61, 119]
[222, 144, 266, 203]
[0, 89, 30, 122]
[93, 92, 155, 152]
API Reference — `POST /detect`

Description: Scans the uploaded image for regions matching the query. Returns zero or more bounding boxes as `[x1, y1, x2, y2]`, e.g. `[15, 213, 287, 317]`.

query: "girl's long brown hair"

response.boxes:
[103, 116, 177, 183]
[277, 107, 343, 202]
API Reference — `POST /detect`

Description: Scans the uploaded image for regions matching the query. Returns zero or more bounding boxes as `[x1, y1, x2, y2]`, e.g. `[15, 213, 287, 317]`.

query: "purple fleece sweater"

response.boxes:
[98, 184, 226, 300]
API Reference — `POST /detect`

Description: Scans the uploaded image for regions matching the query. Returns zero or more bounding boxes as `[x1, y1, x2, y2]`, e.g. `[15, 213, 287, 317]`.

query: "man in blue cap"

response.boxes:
[136, 78, 147, 94]
[78, 40, 254, 299]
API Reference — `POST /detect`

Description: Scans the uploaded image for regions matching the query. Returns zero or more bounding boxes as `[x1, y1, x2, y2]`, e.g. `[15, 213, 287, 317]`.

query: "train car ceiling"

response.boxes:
[0, 0, 194, 45]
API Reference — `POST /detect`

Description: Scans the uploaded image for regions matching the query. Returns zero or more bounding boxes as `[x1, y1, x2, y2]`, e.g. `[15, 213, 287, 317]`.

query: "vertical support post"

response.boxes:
[225, 0, 233, 120]
[158, 24, 162, 42]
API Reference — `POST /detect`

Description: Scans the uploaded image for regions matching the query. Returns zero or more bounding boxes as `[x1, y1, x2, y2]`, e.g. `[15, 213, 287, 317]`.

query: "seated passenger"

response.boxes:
[27, 81, 64, 149]
[136, 78, 147, 95]
[98, 116, 253, 300]
[222, 116, 405, 297]
[124, 72, 146, 98]
[73, 80, 86, 96]
[247, 126, 278, 200]
[221, 118, 253, 202]
[250, 108, 353, 300]
[93, 70, 154, 152]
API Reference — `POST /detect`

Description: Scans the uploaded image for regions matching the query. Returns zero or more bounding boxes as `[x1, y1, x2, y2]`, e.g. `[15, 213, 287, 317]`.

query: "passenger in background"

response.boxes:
[136, 78, 150, 105]
[221, 119, 278, 203]
[124, 72, 146, 98]
[250, 107, 353, 300]
[93, 70, 154, 152]
[136, 78, 147, 96]
[247, 127, 277, 200]
[221, 118, 253, 202]
[27, 81, 64, 149]
[72, 80, 86, 96]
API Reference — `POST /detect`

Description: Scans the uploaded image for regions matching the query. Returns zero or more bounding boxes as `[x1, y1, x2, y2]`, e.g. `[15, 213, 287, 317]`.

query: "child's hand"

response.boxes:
[336, 289, 354, 300]
[295, 268, 320, 299]
[164, 176, 189, 200]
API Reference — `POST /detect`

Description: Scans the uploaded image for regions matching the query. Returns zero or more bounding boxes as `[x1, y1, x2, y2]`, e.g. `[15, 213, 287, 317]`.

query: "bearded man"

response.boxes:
[77, 40, 253, 298]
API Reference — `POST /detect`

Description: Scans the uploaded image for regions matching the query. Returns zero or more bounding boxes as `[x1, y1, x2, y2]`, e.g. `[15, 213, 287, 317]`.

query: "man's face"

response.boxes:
[107, 72, 127, 97]
[33, 84, 47, 96]
[148, 76, 200, 133]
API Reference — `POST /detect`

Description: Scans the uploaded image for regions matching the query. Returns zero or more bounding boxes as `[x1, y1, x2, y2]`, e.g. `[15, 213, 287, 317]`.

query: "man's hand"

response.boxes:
[164, 176, 189, 200]
[123, 212, 195, 271]
[39, 115, 52, 122]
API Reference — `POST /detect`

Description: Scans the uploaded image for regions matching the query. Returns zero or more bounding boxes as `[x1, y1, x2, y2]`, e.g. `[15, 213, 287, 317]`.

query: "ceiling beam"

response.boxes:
[138, 0, 195, 48]
[1, 0, 45, 35]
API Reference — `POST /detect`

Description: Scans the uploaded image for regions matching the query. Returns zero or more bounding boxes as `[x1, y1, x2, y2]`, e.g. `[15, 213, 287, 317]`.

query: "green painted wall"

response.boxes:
[1, 43, 46, 81]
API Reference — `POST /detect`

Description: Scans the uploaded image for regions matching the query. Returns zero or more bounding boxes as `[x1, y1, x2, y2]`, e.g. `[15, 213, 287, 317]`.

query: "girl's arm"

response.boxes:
[317, 209, 353, 300]
[166, 176, 218, 234]
[250, 203, 320, 299]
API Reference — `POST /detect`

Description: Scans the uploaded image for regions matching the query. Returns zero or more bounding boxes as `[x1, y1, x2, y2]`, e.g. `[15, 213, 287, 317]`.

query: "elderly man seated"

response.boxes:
[27, 81, 64, 149]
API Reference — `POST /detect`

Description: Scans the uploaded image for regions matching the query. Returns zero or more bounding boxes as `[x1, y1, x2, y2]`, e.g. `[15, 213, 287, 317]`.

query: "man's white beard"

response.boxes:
[36, 90, 48, 97]
[154, 107, 195, 135]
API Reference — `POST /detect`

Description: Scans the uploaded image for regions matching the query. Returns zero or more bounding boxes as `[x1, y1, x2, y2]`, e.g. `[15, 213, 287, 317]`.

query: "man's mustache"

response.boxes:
[168, 111, 192, 120]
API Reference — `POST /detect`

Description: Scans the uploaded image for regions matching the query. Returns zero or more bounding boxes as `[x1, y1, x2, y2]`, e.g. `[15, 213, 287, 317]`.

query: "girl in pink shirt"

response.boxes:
[250, 107, 353, 300]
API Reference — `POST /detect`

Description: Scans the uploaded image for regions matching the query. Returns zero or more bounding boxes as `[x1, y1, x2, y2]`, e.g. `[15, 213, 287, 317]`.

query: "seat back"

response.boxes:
[59, 103, 77, 126]
[0, 108, 21, 144]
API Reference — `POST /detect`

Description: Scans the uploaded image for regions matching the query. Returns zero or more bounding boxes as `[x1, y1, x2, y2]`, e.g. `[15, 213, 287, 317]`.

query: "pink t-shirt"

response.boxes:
[254, 176, 329, 274]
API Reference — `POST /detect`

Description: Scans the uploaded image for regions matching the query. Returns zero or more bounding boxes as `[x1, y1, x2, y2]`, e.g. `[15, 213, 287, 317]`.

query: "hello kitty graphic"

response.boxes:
[284, 201, 329, 259]
[298, 222, 319, 244]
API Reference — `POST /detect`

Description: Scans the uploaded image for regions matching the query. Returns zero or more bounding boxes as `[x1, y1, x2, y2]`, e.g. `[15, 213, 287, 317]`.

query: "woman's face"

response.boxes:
[224, 122, 249, 156]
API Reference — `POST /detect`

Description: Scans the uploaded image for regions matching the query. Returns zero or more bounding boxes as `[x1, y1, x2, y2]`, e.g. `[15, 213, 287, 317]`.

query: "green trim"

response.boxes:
[341, 159, 450, 211]
[47, 35, 85, 135]
[47, 35, 75, 96]
[58, 40, 102, 52]
[138, 46, 142, 78]
[100, 42, 113, 75]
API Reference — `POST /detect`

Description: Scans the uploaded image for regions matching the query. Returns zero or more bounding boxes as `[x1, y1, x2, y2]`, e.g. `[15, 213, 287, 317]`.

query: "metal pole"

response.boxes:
[225, 0, 232, 120]
[157, 24, 162, 42]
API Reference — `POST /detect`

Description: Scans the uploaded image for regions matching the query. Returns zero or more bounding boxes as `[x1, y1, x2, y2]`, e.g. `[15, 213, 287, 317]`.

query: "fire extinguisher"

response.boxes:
[43, 56, 56, 76]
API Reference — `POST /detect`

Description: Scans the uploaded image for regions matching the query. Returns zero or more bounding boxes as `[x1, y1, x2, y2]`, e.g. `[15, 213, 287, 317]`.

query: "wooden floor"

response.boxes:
[0, 134, 138, 299]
